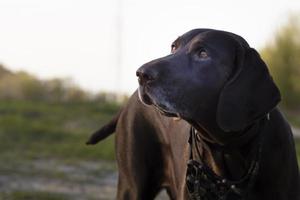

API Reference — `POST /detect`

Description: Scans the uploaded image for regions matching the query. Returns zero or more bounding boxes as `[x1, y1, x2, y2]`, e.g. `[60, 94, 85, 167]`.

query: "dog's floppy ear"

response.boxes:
[217, 48, 281, 132]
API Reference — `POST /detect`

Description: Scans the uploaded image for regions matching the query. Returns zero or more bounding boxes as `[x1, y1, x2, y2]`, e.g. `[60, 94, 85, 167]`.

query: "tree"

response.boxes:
[261, 15, 300, 109]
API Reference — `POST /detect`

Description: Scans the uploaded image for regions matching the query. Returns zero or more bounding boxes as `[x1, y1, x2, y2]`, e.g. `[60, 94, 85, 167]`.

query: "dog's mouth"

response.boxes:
[138, 86, 180, 118]
[138, 86, 153, 105]
[153, 103, 180, 118]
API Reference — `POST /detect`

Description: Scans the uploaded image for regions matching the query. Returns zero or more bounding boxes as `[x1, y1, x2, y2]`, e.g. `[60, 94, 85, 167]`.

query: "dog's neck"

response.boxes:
[189, 118, 264, 180]
[192, 119, 260, 146]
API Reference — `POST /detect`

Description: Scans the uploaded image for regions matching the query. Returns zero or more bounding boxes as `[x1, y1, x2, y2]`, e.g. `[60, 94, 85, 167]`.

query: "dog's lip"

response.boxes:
[138, 86, 153, 105]
[138, 86, 180, 118]
[141, 92, 153, 105]
[153, 104, 179, 118]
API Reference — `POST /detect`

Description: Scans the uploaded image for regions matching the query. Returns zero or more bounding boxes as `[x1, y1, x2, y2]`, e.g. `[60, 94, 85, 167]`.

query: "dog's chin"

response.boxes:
[138, 87, 180, 118]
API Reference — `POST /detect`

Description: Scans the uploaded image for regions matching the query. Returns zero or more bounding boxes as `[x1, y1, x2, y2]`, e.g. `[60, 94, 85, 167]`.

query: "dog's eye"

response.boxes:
[171, 44, 177, 53]
[197, 49, 208, 59]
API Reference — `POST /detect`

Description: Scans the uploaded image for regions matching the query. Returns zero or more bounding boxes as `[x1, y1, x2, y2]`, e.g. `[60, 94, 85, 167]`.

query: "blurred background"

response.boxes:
[0, 0, 299, 199]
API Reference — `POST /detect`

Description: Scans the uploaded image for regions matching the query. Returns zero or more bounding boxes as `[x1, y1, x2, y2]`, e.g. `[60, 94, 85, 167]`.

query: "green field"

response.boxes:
[0, 100, 119, 200]
[0, 100, 119, 162]
[0, 100, 300, 199]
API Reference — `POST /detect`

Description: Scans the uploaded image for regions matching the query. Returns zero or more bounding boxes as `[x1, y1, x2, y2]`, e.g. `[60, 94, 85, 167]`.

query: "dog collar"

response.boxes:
[186, 117, 268, 200]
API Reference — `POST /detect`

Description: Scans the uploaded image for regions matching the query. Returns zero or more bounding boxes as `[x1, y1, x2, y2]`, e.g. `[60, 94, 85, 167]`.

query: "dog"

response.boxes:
[87, 29, 300, 200]
[87, 91, 190, 199]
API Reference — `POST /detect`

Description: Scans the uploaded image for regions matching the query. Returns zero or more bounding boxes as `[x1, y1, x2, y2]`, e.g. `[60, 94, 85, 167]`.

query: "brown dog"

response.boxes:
[87, 91, 190, 199]
[88, 29, 300, 200]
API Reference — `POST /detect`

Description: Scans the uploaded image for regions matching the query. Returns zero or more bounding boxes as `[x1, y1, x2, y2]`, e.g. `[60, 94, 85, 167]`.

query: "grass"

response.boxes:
[0, 100, 119, 163]
[284, 110, 300, 128]
[0, 100, 299, 163]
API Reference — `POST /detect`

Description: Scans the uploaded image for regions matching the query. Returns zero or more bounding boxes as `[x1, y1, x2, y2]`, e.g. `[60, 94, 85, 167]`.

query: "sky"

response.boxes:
[0, 0, 299, 95]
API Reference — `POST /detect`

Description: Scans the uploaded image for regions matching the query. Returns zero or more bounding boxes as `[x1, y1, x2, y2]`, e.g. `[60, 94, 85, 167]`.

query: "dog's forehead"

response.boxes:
[176, 29, 212, 44]
[176, 29, 250, 49]
[189, 31, 238, 48]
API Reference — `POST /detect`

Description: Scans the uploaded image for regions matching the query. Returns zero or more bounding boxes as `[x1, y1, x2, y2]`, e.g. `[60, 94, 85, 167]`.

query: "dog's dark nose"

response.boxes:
[136, 67, 156, 86]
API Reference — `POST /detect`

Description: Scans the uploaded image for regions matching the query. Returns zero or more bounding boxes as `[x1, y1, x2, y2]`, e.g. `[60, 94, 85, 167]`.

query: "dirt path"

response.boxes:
[0, 159, 167, 199]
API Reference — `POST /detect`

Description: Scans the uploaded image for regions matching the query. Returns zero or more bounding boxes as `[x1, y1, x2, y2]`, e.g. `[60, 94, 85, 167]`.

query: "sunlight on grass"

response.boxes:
[0, 100, 119, 162]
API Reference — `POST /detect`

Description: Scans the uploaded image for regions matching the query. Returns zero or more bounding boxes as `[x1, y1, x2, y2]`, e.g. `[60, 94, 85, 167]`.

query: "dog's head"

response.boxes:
[137, 29, 280, 132]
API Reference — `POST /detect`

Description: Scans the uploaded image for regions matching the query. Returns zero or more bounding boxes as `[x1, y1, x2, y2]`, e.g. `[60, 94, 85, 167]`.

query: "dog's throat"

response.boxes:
[186, 118, 267, 200]
[190, 121, 261, 177]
